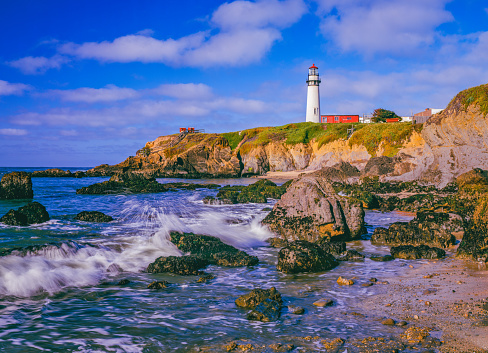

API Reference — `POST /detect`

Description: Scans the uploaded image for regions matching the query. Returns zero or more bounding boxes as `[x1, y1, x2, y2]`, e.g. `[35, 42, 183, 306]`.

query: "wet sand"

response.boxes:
[358, 255, 488, 352]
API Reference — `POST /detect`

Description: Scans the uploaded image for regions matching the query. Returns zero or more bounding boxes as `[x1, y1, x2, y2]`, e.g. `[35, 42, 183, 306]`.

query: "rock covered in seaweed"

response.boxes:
[146, 255, 209, 275]
[371, 211, 461, 248]
[390, 245, 445, 259]
[262, 172, 365, 243]
[276, 240, 338, 274]
[457, 194, 488, 262]
[235, 287, 283, 322]
[31, 168, 86, 178]
[0, 202, 50, 226]
[0, 171, 33, 200]
[169, 231, 258, 267]
[75, 211, 114, 222]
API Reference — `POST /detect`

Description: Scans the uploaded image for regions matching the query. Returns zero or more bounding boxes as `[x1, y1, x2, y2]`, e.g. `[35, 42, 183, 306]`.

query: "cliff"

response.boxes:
[87, 83, 488, 185]
[87, 122, 424, 179]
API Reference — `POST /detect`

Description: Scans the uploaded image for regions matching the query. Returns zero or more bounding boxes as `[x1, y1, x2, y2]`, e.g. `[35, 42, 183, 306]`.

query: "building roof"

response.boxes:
[309, 63, 318, 69]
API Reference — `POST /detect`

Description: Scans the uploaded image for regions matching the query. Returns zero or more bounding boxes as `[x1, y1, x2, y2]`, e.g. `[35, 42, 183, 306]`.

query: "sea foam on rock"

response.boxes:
[262, 171, 365, 243]
[0, 171, 33, 200]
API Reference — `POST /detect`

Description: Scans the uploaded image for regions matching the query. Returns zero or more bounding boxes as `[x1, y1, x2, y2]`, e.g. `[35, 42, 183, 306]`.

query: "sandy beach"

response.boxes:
[357, 255, 488, 352]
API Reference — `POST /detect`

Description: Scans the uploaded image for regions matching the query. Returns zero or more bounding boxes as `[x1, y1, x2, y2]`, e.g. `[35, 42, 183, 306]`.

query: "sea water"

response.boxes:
[0, 168, 417, 352]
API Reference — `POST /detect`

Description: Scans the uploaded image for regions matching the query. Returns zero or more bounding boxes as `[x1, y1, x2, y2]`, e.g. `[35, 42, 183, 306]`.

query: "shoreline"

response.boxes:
[357, 254, 488, 352]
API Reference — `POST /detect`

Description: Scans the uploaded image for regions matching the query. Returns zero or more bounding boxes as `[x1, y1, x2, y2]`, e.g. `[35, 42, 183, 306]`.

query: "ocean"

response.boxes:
[0, 167, 417, 352]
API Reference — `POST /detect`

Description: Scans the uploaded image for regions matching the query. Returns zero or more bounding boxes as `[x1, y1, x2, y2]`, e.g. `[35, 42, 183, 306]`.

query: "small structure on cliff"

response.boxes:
[306, 64, 321, 123]
[413, 108, 443, 124]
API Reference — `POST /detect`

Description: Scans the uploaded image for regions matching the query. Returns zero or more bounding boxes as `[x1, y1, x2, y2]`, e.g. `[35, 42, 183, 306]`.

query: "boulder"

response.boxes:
[207, 179, 290, 205]
[457, 195, 488, 262]
[390, 245, 445, 259]
[146, 255, 209, 275]
[75, 211, 114, 222]
[169, 231, 258, 267]
[316, 239, 346, 255]
[371, 211, 460, 248]
[0, 202, 50, 226]
[313, 161, 360, 183]
[247, 298, 281, 322]
[337, 249, 365, 261]
[363, 156, 395, 176]
[0, 172, 33, 200]
[235, 287, 282, 309]
[276, 240, 338, 274]
[31, 168, 86, 178]
[262, 173, 365, 243]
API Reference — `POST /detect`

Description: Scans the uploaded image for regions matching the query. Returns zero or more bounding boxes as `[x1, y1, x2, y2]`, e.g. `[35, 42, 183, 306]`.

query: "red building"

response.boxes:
[321, 115, 359, 123]
[386, 118, 400, 123]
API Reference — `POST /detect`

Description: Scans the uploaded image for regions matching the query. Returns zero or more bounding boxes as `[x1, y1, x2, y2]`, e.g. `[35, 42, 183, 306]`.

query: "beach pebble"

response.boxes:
[288, 305, 305, 314]
[337, 276, 354, 285]
[382, 318, 395, 325]
[313, 299, 334, 307]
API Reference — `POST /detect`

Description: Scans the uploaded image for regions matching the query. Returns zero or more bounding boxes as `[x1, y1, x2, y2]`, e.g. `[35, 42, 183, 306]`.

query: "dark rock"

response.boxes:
[169, 232, 258, 267]
[0, 202, 50, 226]
[147, 281, 170, 289]
[0, 172, 33, 200]
[266, 237, 289, 248]
[382, 318, 395, 325]
[117, 279, 130, 285]
[262, 174, 365, 243]
[247, 298, 281, 322]
[363, 156, 395, 176]
[457, 195, 488, 262]
[31, 168, 86, 178]
[390, 245, 445, 260]
[146, 255, 209, 275]
[337, 249, 365, 261]
[378, 193, 448, 212]
[75, 211, 114, 222]
[287, 305, 305, 315]
[77, 172, 220, 195]
[277, 240, 338, 274]
[370, 255, 395, 262]
[210, 179, 288, 204]
[197, 273, 215, 283]
[371, 211, 460, 248]
[316, 239, 346, 255]
[235, 287, 282, 309]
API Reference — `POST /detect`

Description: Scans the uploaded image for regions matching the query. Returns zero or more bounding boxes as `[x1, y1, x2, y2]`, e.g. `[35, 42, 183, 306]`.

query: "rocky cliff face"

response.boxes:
[88, 133, 241, 178]
[417, 84, 488, 186]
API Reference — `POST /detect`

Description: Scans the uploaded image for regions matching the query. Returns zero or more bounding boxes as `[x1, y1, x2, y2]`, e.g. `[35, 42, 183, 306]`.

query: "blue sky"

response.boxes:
[1, 0, 487, 167]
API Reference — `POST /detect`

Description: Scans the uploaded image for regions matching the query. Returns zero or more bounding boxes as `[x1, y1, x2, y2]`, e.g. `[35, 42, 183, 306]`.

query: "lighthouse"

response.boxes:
[306, 64, 321, 123]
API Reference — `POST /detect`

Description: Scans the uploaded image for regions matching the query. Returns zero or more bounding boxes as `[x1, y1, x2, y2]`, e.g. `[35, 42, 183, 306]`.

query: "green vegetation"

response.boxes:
[458, 83, 488, 116]
[220, 121, 421, 157]
[348, 122, 422, 156]
[372, 108, 401, 123]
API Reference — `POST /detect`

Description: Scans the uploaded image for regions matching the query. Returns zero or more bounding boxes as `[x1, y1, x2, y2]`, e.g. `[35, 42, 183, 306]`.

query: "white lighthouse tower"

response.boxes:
[306, 64, 321, 123]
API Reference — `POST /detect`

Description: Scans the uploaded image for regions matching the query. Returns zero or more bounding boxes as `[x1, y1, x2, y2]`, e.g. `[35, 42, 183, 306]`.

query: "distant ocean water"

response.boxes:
[0, 167, 416, 352]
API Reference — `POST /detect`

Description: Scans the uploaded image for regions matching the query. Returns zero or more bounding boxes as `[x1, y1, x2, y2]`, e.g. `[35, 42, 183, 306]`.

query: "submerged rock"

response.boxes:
[169, 231, 258, 267]
[235, 287, 282, 309]
[147, 281, 170, 289]
[236, 287, 283, 322]
[337, 249, 365, 261]
[390, 245, 445, 259]
[146, 255, 209, 275]
[0, 171, 33, 200]
[316, 239, 346, 255]
[262, 173, 365, 243]
[0, 202, 50, 226]
[370, 255, 395, 262]
[371, 211, 460, 248]
[75, 211, 114, 222]
[247, 298, 281, 322]
[277, 240, 338, 274]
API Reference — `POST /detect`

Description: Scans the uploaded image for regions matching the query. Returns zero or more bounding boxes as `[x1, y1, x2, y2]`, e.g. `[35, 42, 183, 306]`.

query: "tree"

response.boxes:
[372, 108, 401, 123]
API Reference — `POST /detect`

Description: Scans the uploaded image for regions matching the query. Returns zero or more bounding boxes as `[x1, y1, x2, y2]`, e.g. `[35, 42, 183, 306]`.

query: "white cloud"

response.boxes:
[0, 128, 28, 136]
[57, 0, 305, 67]
[7, 54, 70, 74]
[0, 80, 31, 96]
[152, 83, 214, 99]
[211, 0, 307, 30]
[49, 84, 139, 102]
[317, 0, 453, 56]
[59, 130, 79, 136]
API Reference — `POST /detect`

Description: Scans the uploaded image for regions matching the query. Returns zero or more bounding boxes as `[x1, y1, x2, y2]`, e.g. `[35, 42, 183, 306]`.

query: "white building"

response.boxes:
[306, 64, 321, 123]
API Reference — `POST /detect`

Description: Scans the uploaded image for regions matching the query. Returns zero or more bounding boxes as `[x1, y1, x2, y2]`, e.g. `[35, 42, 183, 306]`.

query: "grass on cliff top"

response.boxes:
[221, 122, 366, 153]
[348, 122, 422, 157]
[221, 122, 420, 157]
[457, 83, 488, 116]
